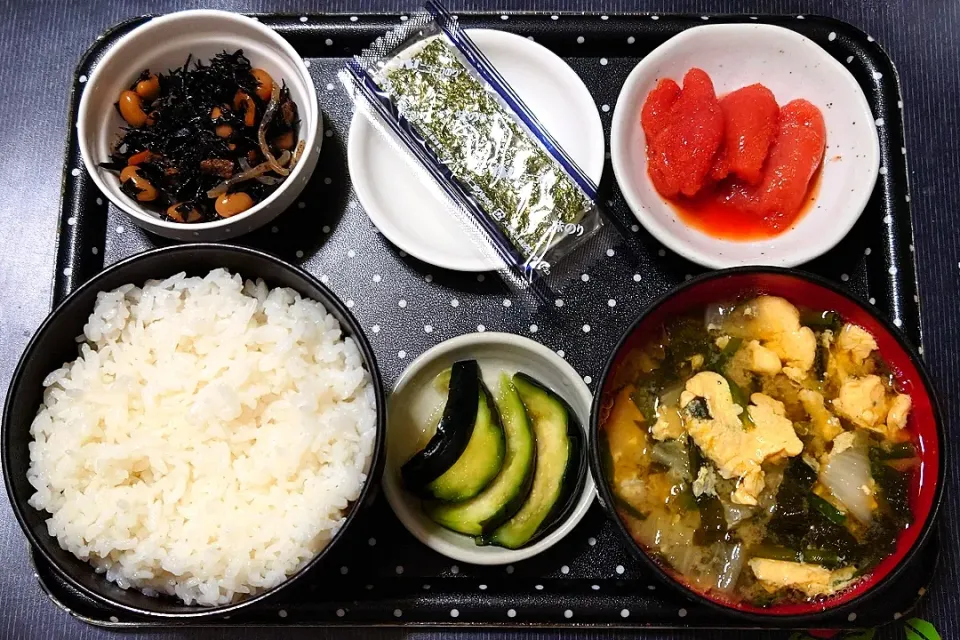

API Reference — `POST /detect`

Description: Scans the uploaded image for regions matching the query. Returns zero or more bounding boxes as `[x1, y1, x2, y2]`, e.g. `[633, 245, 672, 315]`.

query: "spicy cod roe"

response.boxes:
[640, 68, 827, 240]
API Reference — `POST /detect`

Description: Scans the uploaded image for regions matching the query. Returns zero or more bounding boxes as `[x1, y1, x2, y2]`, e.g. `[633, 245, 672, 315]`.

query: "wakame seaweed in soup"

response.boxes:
[601, 295, 919, 607]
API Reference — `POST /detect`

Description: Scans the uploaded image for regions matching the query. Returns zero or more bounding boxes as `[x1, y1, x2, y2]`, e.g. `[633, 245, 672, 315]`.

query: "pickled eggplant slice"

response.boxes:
[483, 373, 585, 549]
[426, 373, 536, 534]
[401, 360, 481, 493]
[426, 381, 505, 502]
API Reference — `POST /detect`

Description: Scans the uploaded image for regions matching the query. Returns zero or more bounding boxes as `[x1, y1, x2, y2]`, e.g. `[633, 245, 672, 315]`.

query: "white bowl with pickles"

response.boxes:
[383, 333, 595, 565]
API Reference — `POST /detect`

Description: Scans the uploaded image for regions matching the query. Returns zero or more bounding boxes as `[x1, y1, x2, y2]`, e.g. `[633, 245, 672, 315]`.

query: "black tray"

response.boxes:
[43, 11, 931, 630]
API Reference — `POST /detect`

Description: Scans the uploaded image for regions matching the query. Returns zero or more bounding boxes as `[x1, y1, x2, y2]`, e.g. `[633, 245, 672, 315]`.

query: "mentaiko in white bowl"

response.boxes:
[77, 10, 322, 241]
[383, 333, 595, 565]
[610, 24, 880, 269]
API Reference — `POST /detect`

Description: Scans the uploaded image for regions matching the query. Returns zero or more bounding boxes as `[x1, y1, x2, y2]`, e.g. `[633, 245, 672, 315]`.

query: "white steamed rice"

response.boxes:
[26, 268, 376, 606]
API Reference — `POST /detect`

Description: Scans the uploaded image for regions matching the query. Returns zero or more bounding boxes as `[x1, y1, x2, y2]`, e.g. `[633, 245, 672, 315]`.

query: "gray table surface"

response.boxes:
[1, 1, 957, 639]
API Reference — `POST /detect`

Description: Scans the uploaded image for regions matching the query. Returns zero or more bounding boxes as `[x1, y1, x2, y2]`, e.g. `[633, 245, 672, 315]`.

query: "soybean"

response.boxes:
[251, 68, 274, 102]
[211, 106, 232, 138]
[119, 166, 158, 202]
[215, 192, 254, 218]
[233, 91, 256, 127]
[166, 203, 202, 223]
[118, 90, 148, 127]
[135, 74, 160, 100]
[126, 150, 154, 166]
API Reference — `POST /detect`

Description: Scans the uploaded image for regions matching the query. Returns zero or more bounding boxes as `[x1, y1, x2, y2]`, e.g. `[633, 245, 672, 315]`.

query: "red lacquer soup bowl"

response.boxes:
[589, 267, 944, 623]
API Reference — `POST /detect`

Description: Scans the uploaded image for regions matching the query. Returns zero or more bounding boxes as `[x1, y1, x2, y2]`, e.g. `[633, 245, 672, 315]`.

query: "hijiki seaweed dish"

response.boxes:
[101, 50, 304, 222]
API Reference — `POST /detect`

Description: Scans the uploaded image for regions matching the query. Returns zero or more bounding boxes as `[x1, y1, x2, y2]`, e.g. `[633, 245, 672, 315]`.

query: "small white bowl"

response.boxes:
[77, 10, 321, 241]
[610, 24, 880, 269]
[383, 333, 595, 565]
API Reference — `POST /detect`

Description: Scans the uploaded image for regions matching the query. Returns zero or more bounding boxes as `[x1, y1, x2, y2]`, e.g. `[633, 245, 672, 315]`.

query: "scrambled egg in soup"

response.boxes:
[599, 296, 918, 606]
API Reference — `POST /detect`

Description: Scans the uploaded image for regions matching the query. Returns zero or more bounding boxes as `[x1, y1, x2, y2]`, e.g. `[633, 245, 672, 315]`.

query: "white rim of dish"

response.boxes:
[382, 332, 597, 565]
[610, 23, 881, 269]
[76, 10, 320, 232]
[348, 28, 605, 273]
